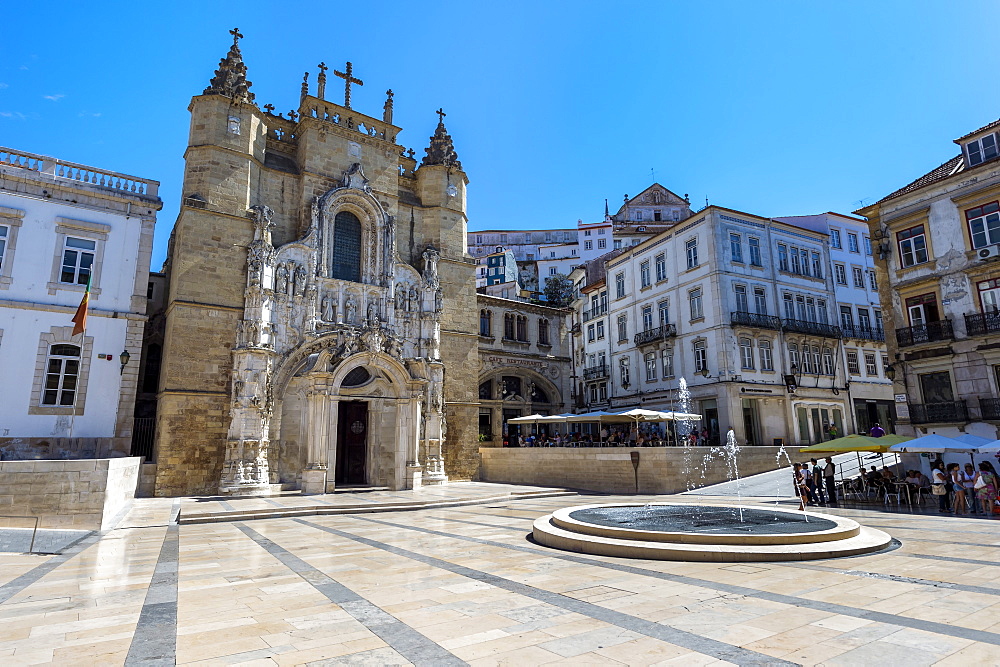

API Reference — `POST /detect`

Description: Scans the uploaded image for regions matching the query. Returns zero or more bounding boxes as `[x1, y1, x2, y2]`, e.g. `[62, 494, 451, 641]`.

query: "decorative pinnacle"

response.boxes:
[422, 109, 462, 170]
[334, 61, 363, 109]
[203, 28, 255, 105]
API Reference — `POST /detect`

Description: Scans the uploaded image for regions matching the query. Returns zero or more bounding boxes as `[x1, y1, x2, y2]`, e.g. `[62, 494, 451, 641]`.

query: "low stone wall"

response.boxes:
[480, 446, 784, 495]
[0, 457, 141, 530]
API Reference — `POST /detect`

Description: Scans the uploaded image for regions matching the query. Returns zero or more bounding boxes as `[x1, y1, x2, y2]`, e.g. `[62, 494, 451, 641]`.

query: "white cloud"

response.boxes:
[0, 83, 8, 89]
[0, 111, 28, 120]
[43, 94, 65, 102]
[77, 111, 101, 118]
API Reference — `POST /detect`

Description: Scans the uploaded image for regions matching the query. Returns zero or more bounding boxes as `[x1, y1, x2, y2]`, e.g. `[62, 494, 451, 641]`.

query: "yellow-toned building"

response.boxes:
[857, 117, 1000, 437]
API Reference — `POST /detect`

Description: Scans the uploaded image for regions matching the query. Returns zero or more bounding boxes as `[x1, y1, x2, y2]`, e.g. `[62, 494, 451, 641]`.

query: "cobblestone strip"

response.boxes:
[235, 522, 468, 667]
[297, 519, 794, 667]
[124, 499, 181, 666]
[0, 532, 102, 604]
[355, 514, 1000, 647]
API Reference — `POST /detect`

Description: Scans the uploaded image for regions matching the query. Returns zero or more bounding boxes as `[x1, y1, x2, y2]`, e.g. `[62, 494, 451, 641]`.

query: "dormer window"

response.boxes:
[637, 226, 647, 232]
[968, 133, 998, 166]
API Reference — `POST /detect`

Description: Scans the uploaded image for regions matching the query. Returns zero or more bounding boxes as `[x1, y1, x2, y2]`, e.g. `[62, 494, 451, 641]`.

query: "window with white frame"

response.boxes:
[753, 287, 767, 315]
[694, 340, 707, 372]
[0, 225, 7, 272]
[830, 229, 842, 249]
[60, 237, 96, 285]
[863, 236, 872, 255]
[847, 233, 860, 253]
[811, 252, 822, 278]
[898, 225, 928, 267]
[614, 239, 622, 250]
[640, 261, 651, 288]
[645, 352, 657, 381]
[810, 345, 821, 375]
[777, 243, 789, 271]
[587, 323, 595, 342]
[689, 287, 703, 320]
[599, 382, 608, 401]
[805, 296, 817, 323]
[549, 267, 557, 275]
[759, 340, 773, 370]
[615, 272, 625, 298]
[817, 299, 829, 324]
[795, 294, 807, 320]
[823, 347, 834, 375]
[596, 320, 605, 339]
[617, 314, 628, 342]
[619, 357, 631, 386]
[685, 238, 698, 269]
[661, 348, 674, 377]
[788, 343, 799, 371]
[642, 304, 654, 331]
[790, 247, 801, 274]
[597, 238, 606, 249]
[967, 133, 998, 166]
[847, 350, 860, 375]
[584, 230, 591, 237]
[852, 266, 865, 288]
[658, 299, 669, 325]
[584, 240, 593, 251]
[834, 263, 847, 285]
[967, 202, 1000, 249]
[634, 210, 644, 222]
[730, 233, 743, 263]
[882, 354, 890, 375]
[739, 337, 754, 369]
[748, 237, 762, 266]
[41, 344, 81, 406]
[734, 283, 748, 313]
[598, 228, 606, 235]
[864, 352, 877, 375]
[655, 253, 666, 282]
[800, 343, 813, 373]
[869, 270, 877, 291]
[783, 293, 795, 319]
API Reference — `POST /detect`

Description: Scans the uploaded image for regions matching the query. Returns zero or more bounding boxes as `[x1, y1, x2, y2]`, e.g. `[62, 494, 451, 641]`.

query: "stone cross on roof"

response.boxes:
[230, 27, 243, 43]
[334, 61, 363, 109]
[436, 108, 446, 123]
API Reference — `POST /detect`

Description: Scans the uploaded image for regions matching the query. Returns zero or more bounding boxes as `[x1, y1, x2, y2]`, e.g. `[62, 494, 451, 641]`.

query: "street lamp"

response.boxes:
[119, 349, 131, 375]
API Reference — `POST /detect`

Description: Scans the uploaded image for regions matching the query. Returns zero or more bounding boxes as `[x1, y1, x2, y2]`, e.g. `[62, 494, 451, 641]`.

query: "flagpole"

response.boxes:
[69, 274, 92, 446]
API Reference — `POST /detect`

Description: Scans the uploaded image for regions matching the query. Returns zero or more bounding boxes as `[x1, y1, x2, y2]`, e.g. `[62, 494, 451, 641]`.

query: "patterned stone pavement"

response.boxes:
[1, 482, 999, 665]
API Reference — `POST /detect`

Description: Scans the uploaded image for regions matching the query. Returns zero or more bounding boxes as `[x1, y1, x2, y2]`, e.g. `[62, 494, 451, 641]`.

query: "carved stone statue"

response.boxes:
[275, 264, 289, 295]
[434, 288, 443, 313]
[249, 204, 275, 245]
[408, 286, 418, 312]
[345, 293, 357, 323]
[422, 246, 440, 287]
[367, 301, 380, 327]
[293, 264, 307, 296]
[321, 294, 335, 321]
[395, 284, 405, 310]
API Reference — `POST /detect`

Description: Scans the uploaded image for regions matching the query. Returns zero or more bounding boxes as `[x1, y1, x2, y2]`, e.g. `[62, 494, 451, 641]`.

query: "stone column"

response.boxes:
[405, 397, 422, 490]
[301, 386, 329, 494]
[325, 397, 340, 493]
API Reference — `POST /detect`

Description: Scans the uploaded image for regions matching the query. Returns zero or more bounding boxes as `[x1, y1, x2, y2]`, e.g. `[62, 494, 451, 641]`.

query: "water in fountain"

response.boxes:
[676, 377, 696, 490]
[723, 429, 745, 522]
[774, 440, 808, 522]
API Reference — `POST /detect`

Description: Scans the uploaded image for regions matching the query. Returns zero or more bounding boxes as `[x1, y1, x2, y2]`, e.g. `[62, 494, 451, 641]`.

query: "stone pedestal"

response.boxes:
[405, 463, 423, 490]
[301, 467, 328, 495]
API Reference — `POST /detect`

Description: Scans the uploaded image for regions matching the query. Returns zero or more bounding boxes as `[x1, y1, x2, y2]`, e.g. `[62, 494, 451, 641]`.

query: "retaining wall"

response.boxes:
[0, 457, 141, 530]
[479, 446, 784, 495]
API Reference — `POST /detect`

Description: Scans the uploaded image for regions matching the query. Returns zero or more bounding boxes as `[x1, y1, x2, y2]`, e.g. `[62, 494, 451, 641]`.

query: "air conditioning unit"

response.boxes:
[979, 245, 1000, 260]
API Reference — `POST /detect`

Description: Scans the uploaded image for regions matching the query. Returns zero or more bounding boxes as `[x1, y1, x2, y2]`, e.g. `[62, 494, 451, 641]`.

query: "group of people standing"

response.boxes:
[930, 460, 999, 515]
[794, 458, 838, 509]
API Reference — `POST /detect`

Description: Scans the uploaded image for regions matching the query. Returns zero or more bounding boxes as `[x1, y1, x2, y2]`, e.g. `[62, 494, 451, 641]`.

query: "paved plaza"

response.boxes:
[1, 482, 999, 665]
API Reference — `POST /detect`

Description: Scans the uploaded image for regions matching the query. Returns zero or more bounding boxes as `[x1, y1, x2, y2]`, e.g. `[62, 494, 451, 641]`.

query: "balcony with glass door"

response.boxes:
[895, 320, 954, 347]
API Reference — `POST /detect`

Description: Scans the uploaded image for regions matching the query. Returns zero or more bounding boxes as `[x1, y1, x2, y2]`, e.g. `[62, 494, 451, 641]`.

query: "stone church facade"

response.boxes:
[153, 30, 478, 496]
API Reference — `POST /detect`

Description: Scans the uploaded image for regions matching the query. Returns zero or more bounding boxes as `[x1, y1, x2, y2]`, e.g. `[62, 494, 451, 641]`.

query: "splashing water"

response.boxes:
[677, 378, 696, 490]
[774, 441, 808, 522]
[723, 429, 745, 523]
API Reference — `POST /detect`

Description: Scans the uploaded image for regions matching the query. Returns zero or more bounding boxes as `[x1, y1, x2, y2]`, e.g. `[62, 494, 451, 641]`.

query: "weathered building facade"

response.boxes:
[154, 31, 477, 496]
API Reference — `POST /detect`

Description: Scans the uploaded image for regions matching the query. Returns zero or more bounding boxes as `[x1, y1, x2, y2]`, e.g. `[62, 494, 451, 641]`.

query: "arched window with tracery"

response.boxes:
[503, 313, 515, 340]
[515, 315, 528, 342]
[480, 310, 492, 337]
[331, 211, 362, 282]
[538, 318, 550, 345]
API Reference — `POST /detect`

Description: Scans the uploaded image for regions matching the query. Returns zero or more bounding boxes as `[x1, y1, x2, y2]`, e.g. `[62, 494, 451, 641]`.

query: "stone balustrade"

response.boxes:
[0, 146, 159, 197]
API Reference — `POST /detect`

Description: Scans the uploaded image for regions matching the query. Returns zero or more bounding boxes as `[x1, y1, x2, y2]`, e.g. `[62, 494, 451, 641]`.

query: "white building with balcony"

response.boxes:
[587, 205, 883, 447]
[0, 147, 161, 459]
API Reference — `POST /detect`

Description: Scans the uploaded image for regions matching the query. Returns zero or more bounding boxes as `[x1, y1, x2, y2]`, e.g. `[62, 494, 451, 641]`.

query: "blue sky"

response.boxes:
[3, 1, 998, 269]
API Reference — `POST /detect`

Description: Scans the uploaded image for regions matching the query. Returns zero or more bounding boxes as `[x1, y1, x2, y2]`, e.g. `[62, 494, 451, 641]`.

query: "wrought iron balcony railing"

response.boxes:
[782, 319, 843, 339]
[634, 324, 677, 346]
[980, 397, 1000, 421]
[730, 311, 782, 331]
[582, 305, 608, 322]
[964, 311, 1000, 337]
[908, 400, 968, 424]
[583, 364, 609, 380]
[895, 320, 953, 347]
[840, 324, 885, 342]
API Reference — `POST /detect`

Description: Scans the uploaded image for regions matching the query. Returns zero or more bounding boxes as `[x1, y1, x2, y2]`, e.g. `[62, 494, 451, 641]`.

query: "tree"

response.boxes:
[542, 273, 574, 307]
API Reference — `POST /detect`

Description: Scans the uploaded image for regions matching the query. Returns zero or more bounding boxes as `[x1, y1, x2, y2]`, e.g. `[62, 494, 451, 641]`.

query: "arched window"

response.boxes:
[529, 384, 550, 403]
[480, 310, 492, 337]
[478, 380, 493, 400]
[515, 315, 528, 342]
[42, 344, 81, 406]
[538, 318, 550, 345]
[331, 211, 362, 282]
[503, 313, 515, 340]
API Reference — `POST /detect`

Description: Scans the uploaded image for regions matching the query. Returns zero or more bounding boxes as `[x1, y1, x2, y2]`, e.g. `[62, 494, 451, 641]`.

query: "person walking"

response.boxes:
[963, 463, 980, 514]
[931, 462, 950, 513]
[810, 458, 826, 505]
[793, 463, 809, 511]
[949, 463, 967, 515]
[802, 462, 817, 505]
[975, 462, 998, 515]
[823, 456, 838, 505]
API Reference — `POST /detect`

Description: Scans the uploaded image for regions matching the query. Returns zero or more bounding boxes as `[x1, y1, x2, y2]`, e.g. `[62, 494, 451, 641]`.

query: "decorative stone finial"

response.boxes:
[300, 72, 309, 102]
[383, 89, 394, 124]
[203, 28, 255, 105]
[334, 61, 364, 109]
[421, 109, 462, 170]
[317, 62, 328, 100]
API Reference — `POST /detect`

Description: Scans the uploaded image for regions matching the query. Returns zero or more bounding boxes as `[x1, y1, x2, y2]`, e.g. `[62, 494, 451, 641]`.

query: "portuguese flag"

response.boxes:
[71, 275, 91, 337]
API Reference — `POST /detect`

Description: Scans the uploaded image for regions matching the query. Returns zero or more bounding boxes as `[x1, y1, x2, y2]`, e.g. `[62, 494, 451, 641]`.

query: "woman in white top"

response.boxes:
[932, 464, 950, 513]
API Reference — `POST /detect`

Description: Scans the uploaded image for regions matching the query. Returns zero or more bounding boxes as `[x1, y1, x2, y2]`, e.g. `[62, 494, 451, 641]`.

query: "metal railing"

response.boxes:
[582, 305, 608, 322]
[896, 320, 953, 347]
[783, 319, 842, 339]
[840, 324, 885, 342]
[730, 311, 782, 331]
[130, 417, 156, 461]
[583, 364, 609, 380]
[634, 324, 677, 346]
[908, 400, 968, 424]
[980, 397, 1000, 421]
[964, 311, 1000, 337]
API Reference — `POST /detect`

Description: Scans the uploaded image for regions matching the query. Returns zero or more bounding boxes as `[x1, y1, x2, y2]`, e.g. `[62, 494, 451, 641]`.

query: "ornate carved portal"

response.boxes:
[220, 186, 445, 495]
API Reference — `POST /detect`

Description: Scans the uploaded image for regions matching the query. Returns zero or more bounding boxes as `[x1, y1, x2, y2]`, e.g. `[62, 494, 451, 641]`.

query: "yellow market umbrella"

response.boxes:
[798, 433, 912, 454]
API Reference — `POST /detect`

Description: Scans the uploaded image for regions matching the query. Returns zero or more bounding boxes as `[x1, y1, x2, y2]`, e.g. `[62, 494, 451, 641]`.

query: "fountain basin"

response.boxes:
[534, 503, 893, 562]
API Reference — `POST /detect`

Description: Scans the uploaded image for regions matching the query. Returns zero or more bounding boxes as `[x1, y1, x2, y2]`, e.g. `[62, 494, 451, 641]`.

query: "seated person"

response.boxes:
[866, 466, 885, 489]
[881, 467, 896, 483]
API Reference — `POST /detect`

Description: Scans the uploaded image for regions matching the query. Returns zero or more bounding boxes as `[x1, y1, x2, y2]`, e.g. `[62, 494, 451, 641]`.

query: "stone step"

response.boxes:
[178, 489, 577, 525]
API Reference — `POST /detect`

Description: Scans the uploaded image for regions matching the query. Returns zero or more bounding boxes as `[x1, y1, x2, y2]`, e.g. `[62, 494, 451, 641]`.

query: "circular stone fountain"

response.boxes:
[533, 503, 893, 562]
